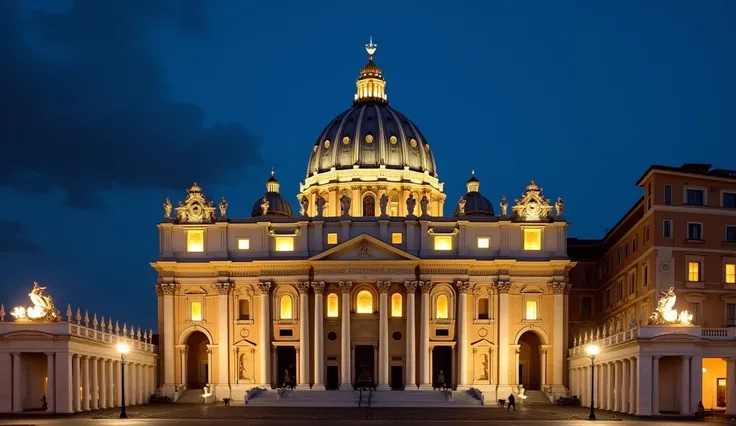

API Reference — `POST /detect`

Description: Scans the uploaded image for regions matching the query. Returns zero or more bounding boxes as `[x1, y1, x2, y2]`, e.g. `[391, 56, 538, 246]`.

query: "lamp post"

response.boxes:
[586, 344, 600, 420]
[117, 343, 130, 419]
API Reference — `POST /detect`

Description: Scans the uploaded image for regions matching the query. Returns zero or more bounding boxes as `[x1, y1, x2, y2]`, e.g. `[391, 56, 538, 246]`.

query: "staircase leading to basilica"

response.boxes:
[246, 389, 483, 407]
[520, 390, 553, 405]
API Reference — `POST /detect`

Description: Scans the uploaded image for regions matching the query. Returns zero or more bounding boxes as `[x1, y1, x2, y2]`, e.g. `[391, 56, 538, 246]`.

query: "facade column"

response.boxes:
[550, 281, 567, 395]
[419, 281, 433, 388]
[12, 353, 22, 412]
[46, 352, 56, 412]
[90, 357, 99, 410]
[73, 354, 82, 411]
[621, 359, 629, 413]
[680, 356, 691, 415]
[540, 347, 548, 386]
[55, 352, 74, 414]
[629, 356, 637, 415]
[726, 358, 736, 415]
[690, 355, 702, 414]
[377, 281, 391, 389]
[297, 281, 311, 389]
[99, 358, 107, 409]
[496, 281, 512, 395]
[312, 281, 326, 390]
[207, 349, 214, 387]
[513, 346, 521, 384]
[339, 281, 352, 388]
[179, 346, 188, 386]
[214, 282, 232, 387]
[652, 356, 660, 415]
[456, 281, 470, 388]
[157, 284, 176, 391]
[404, 281, 417, 388]
[257, 282, 272, 386]
[82, 356, 90, 411]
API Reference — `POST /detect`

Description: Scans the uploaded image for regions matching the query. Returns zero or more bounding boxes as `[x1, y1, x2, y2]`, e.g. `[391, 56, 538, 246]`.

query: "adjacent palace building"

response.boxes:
[2, 40, 736, 416]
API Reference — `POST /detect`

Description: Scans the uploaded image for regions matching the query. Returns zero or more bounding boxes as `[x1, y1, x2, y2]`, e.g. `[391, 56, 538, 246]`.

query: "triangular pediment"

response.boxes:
[310, 233, 419, 262]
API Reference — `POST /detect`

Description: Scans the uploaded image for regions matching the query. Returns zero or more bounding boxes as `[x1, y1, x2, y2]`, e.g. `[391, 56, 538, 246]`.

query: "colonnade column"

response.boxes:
[99, 358, 107, 409]
[621, 359, 629, 413]
[595, 364, 601, 409]
[404, 281, 417, 388]
[690, 356, 702, 414]
[629, 356, 637, 415]
[605, 363, 613, 410]
[456, 281, 470, 388]
[90, 357, 99, 410]
[680, 356, 691, 415]
[46, 352, 56, 412]
[613, 361, 621, 411]
[55, 352, 74, 413]
[115, 360, 122, 408]
[257, 282, 272, 386]
[652, 356, 660, 415]
[496, 282, 511, 395]
[418, 281, 433, 389]
[312, 281, 326, 390]
[377, 281, 391, 390]
[726, 358, 736, 415]
[637, 354, 652, 415]
[339, 281, 352, 389]
[11, 353, 22, 412]
[297, 281, 311, 389]
[82, 356, 90, 411]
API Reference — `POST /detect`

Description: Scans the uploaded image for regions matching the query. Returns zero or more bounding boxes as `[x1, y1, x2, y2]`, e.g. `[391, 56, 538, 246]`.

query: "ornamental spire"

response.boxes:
[354, 36, 387, 105]
[365, 36, 377, 59]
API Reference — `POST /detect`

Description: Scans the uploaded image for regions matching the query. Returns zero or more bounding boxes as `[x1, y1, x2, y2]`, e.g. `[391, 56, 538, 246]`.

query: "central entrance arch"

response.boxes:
[517, 331, 542, 390]
[186, 331, 210, 389]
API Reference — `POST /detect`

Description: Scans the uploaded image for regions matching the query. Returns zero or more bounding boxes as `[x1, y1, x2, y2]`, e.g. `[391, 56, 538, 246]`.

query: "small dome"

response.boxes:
[454, 172, 495, 217]
[251, 171, 293, 218]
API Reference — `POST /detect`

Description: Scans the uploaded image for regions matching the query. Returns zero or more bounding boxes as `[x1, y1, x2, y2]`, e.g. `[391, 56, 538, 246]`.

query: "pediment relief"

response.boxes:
[310, 234, 418, 262]
[183, 286, 208, 295]
[470, 338, 496, 347]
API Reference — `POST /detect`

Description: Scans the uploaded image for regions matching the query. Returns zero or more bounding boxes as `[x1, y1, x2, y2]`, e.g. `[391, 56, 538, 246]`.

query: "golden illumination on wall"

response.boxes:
[523, 228, 542, 251]
[526, 300, 538, 320]
[280, 295, 293, 320]
[436, 295, 449, 319]
[688, 261, 701, 282]
[434, 235, 453, 251]
[327, 233, 338, 245]
[477, 237, 490, 249]
[391, 293, 402, 317]
[726, 263, 735, 284]
[356, 290, 373, 314]
[186, 230, 204, 252]
[327, 293, 339, 317]
[191, 301, 202, 321]
[392, 233, 403, 244]
[237, 238, 250, 250]
[275, 236, 294, 252]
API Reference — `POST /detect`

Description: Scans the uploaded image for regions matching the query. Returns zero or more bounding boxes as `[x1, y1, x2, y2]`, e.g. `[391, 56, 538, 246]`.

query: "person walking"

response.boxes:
[507, 393, 516, 411]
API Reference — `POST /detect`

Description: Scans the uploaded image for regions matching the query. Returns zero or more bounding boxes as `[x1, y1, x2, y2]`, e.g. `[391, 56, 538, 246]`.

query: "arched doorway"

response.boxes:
[186, 331, 210, 389]
[518, 331, 542, 390]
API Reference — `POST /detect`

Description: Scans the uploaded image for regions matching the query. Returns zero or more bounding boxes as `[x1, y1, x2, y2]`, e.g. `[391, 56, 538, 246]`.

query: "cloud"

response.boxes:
[0, 221, 41, 253]
[0, 0, 260, 209]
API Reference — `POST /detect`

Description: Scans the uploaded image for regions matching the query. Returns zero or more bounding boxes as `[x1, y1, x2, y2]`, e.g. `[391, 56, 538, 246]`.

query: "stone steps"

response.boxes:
[247, 389, 482, 407]
[176, 389, 204, 404]
[520, 390, 553, 405]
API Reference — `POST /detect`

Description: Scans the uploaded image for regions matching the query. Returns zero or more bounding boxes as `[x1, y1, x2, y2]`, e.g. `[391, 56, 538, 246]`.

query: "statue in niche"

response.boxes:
[261, 196, 269, 215]
[299, 196, 309, 217]
[555, 197, 564, 217]
[315, 196, 326, 218]
[379, 193, 389, 217]
[500, 195, 508, 216]
[163, 197, 172, 218]
[219, 197, 228, 217]
[239, 353, 249, 380]
[480, 354, 489, 380]
[406, 194, 417, 217]
[420, 194, 430, 217]
[457, 196, 466, 215]
[340, 192, 351, 217]
[358, 242, 371, 260]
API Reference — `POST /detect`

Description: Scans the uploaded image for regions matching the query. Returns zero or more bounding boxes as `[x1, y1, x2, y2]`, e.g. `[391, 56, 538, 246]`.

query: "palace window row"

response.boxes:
[687, 259, 736, 284]
[661, 221, 736, 243]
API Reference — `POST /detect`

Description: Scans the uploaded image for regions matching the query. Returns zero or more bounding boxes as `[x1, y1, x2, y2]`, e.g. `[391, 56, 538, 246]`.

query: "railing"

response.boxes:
[68, 322, 157, 353]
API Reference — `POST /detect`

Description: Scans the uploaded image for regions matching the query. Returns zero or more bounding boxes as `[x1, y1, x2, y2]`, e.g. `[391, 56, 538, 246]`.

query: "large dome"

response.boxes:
[306, 103, 438, 177]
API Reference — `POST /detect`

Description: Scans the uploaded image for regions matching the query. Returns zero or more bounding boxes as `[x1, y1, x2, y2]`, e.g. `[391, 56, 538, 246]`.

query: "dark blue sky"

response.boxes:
[1, 0, 734, 331]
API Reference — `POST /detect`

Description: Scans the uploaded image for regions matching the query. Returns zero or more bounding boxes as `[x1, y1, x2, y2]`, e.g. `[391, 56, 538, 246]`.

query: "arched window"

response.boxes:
[389, 193, 400, 217]
[280, 295, 293, 320]
[412, 192, 421, 216]
[436, 294, 449, 319]
[391, 293, 403, 317]
[363, 194, 376, 217]
[238, 299, 250, 321]
[327, 293, 339, 317]
[356, 290, 373, 314]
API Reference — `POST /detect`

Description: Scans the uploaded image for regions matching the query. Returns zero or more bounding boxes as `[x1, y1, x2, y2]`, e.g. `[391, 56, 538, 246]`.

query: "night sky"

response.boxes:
[1, 0, 735, 331]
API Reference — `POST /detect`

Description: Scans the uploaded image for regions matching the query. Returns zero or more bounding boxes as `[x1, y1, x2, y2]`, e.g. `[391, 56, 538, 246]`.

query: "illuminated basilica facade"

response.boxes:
[152, 39, 573, 404]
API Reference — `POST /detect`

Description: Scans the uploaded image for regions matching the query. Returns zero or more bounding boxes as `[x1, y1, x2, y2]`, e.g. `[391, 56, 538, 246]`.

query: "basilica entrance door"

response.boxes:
[354, 345, 374, 385]
[518, 331, 541, 390]
[276, 346, 296, 388]
[186, 331, 209, 389]
[432, 346, 453, 389]
[326, 366, 339, 390]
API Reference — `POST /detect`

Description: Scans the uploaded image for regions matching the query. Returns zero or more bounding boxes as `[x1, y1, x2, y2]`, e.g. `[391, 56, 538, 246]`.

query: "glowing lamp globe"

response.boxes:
[585, 344, 600, 358]
[117, 343, 130, 354]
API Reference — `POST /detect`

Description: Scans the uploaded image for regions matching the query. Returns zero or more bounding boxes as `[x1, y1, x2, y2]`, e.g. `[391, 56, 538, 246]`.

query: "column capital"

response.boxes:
[496, 281, 512, 294]
[455, 281, 472, 294]
[311, 281, 326, 294]
[339, 281, 353, 294]
[212, 282, 234, 295]
[257, 281, 272, 295]
[377, 281, 391, 293]
[547, 281, 568, 295]
[44, 352, 56, 356]
[404, 280, 418, 293]
[155, 282, 178, 296]
[296, 281, 311, 295]
[419, 281, 433, 294]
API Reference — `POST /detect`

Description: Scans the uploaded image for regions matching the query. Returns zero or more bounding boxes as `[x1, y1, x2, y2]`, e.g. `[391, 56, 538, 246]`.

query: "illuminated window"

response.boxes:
[436, 295, 449, 319]
[356, 290, 373, 314]
[523, 229, 542, 251]
[280, 295, 293, 319]
[238, 299, 250, 320]
[327, 233, 338, 245]
[363, 195, 376, 217]
[477, 237, 490, 249]
[392, 233, 403, 244]
[434, 236, 452, 251]
[327, 293, 339, 317]
[389, 194, 399, 217]
[191, 301, 202, 321]
[186, 230, 204, 252]
[525, 300, 538, 320]
[688, 261, 701, 282]
[237, 238, 250, 250]
[275, 236, 294, 252]
[726, 264, 735, 284]
[391, 293, 402, 317]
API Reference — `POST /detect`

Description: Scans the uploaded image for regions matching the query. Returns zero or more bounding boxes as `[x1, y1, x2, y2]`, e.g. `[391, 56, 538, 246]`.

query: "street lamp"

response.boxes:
[117, 343, 130, 419]
[586, 344, 600, 420]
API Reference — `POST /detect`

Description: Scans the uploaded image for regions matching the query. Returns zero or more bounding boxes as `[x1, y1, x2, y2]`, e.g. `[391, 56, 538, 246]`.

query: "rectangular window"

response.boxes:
[186, 229, 205, 252]
[632, 235, 638, 252]
[523, 229, 542, 251]
[645, 224, 651, 242]
[478, 298, 490, 320]
[275, 236, 295, 252]
[688, 261, 701, 282]
[391, 233, 403, 244]
[525, 300, 538, 320]
[663, 220, 672, 238]
[629, 273, 636, 294]
[606, 289, 611, 307]
[727, 303, 736, 327]
[664, 185, 672, 205]
[391, 294, 402, 317]
[686, 189, 705, 206]
[688, 223, 702, 241]
[581, 297, 592, 317]
[238, 299, 250, 320]
[191, 301, 202, 321]
[723, 192, 736, 209]
[476, 236, 490, 249]
[434, 235, 453, 251]
[625, 242, 629, 257]
[643, 264, 649, 286]
[726, 263, 736, 284]
[727, 226, 736, 243]
[687, 302, 702, 325]
[327, 233, 338, 245]
[617, 282, 623, 301]
[237, 238, 251, 250]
